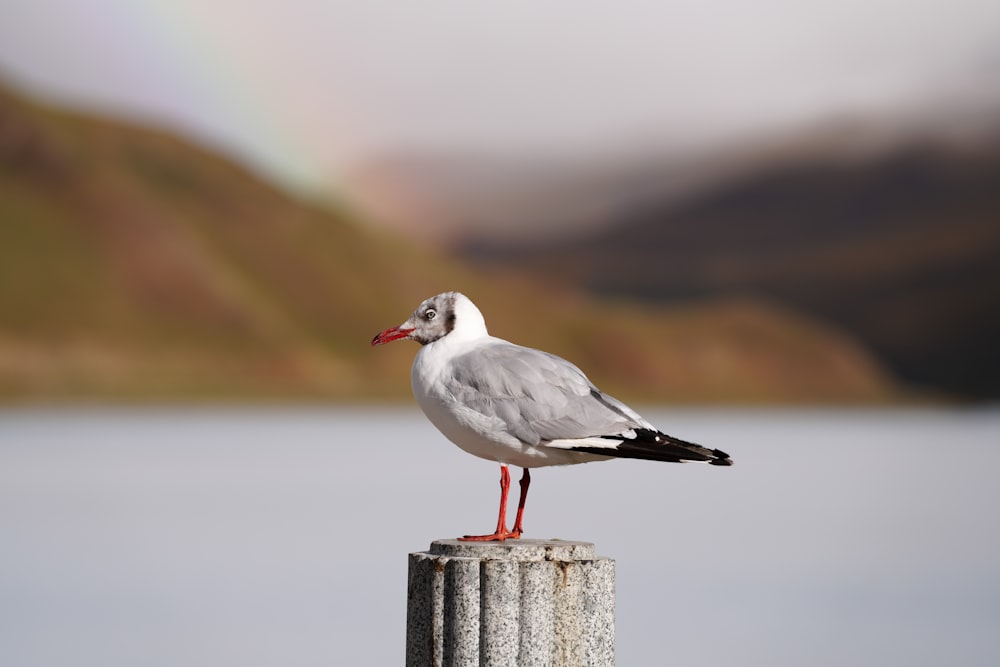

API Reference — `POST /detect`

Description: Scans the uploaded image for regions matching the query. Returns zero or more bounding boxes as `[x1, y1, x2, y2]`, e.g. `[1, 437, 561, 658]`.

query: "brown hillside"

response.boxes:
[0, 81, 898, 403]
[462, 141, 1000, 398]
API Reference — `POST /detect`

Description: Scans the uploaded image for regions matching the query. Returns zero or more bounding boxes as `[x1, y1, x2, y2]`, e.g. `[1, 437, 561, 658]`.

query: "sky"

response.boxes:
[1, 0, 999, 195]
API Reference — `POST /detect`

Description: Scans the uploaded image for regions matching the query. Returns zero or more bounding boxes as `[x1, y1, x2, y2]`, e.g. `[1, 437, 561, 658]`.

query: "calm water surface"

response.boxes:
[1, 406, 998, 666]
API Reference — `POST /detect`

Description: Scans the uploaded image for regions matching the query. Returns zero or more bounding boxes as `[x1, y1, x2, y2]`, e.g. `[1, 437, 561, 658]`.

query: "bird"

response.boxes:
[371, 291, 732, 541]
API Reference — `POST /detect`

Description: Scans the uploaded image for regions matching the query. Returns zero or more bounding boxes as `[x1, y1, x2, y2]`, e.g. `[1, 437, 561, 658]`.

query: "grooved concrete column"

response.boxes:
[406, 539, 615, 667]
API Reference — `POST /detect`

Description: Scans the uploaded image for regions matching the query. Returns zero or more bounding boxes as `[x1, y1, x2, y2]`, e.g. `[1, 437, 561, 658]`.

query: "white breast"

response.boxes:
[410, 337, 611, 469]
[410, 337, 520, 463]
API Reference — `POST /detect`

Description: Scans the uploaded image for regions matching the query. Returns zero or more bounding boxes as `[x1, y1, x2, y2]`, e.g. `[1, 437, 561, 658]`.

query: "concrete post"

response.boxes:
[406, 539, 615, 667]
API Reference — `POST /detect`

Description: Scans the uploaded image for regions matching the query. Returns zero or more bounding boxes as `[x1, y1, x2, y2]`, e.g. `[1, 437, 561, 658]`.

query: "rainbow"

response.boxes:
[4, 1, 360, 195]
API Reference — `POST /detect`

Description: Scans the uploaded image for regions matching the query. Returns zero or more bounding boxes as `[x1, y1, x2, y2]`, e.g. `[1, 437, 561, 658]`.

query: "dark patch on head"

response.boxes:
[440, 292, 458, 337]
[411, 292, 458, 345]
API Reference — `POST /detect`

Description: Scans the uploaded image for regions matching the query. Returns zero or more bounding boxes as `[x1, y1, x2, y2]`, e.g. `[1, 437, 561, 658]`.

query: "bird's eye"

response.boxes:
[425, 309, 437, 320]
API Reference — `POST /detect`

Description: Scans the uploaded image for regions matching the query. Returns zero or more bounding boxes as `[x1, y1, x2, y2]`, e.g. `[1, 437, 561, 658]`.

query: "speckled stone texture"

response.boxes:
[406, 539, 615, 667]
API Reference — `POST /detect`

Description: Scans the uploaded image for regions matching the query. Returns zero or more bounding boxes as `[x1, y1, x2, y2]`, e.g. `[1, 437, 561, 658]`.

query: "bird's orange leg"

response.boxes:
[460, 464, 523, 542]
[510, 468, 530, 538]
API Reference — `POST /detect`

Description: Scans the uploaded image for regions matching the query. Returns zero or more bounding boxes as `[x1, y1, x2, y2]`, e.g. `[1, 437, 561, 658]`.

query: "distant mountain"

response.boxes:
[0, 80, 898, 403]
[462, 134, 1000, 398]
[344, 151, 673, 244]
[348, 104, 1000, 247]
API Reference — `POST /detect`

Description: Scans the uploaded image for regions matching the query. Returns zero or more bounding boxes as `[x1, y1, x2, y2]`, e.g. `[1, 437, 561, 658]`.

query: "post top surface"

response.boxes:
[426, 538, 596, 561]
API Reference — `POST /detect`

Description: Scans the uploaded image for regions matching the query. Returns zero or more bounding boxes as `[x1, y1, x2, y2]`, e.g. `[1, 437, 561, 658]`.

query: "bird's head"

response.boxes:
[371, 291, 487, 347]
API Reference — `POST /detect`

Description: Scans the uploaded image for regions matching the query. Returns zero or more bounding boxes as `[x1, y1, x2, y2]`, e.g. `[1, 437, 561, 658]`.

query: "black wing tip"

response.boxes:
[581, 431, 734, 466]
[709, 449, 734, 466]
[649, 430, 734, 466]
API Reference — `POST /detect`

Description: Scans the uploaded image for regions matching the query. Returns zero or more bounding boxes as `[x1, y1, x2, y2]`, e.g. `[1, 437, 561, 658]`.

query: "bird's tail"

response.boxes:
[572, 428, 733, 466]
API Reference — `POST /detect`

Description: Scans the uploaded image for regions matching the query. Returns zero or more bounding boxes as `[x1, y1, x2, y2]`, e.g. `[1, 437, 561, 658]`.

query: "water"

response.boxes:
[1, 407, 998, 666]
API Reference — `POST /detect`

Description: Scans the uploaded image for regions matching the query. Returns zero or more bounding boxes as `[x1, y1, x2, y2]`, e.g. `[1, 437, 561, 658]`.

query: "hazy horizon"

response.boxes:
[2, 0, 1000, 194]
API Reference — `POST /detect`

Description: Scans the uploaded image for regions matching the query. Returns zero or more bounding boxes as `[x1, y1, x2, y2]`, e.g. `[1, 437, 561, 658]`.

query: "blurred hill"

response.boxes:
[455, 121, 1000, 400]
[0, 80, 899, 403]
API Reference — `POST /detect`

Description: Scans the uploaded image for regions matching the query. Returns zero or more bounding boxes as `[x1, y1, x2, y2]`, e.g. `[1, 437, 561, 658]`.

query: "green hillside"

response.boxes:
[0, 82, 898, 403]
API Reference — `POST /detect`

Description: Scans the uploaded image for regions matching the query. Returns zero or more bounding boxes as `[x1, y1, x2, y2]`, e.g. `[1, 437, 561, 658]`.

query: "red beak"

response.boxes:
[371, 326, 414, 346]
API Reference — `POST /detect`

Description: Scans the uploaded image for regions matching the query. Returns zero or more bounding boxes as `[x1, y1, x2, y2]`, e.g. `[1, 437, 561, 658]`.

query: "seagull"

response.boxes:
[372, 291, 732, 541]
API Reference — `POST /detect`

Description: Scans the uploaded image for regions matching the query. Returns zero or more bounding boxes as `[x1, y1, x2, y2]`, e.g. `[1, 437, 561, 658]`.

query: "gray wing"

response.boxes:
[443, 340, 652, 446]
